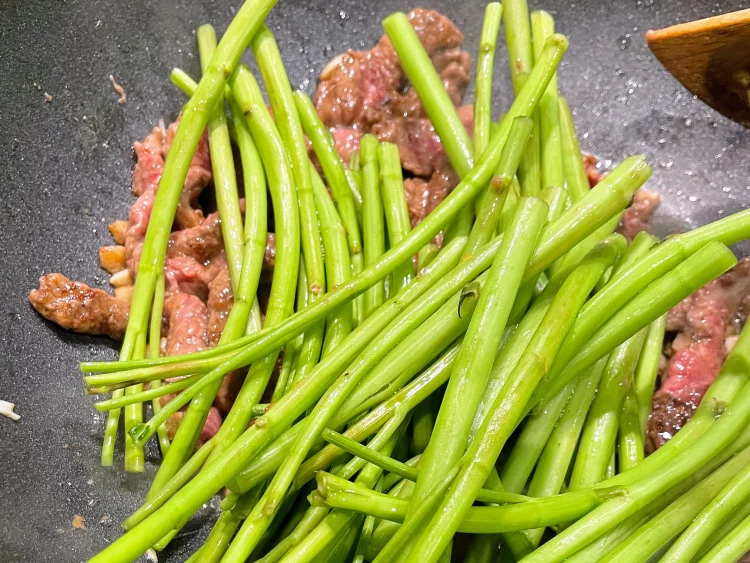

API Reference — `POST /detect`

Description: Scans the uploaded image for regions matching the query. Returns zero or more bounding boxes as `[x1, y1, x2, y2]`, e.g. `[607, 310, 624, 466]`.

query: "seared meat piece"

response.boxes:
[403, 165, 459, 227]
[165, 119, 212, 229]
[216, 370, 246, 414]
[205, 257, 233, 347]
[126, 120, 212, 276]
[619, 190, 661, 242]
[647, 259, 750, 451]
[164, 256, 209, 300]
[132, 126, 166, 197]
[315, 8, 471, 179]
[646, 394, 696, 453]
[163, 292, 208, 356]
[167, 212, 224, 264]
[29, 274, 129, 339]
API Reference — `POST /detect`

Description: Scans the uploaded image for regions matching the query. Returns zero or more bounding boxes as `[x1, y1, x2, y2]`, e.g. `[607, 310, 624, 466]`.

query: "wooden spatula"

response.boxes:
[646, 9, 750, 127]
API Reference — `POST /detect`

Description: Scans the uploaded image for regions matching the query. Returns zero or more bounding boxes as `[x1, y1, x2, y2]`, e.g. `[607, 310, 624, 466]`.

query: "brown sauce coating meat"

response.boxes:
[29, 274, 129, 339]
[647, 259, 750, 451]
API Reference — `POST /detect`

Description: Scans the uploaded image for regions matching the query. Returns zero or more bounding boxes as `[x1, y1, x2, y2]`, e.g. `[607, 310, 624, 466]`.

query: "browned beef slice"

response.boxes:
[647, 259, 750, 450]
[403, 165, 459, 227]
[167, 212, 224, 264]
[314, 8, 471, 178]
[163, 292, 208, 356]
[216, 370, 246, 414]
[646, 394, 696, 453]
[126, 119, 212, 276]
[205, 257, 233, 347]
[29, 274, 129, 339]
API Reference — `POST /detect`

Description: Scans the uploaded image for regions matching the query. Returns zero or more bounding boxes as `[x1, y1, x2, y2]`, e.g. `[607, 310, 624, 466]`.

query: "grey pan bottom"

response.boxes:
[0, 0, 748, 561]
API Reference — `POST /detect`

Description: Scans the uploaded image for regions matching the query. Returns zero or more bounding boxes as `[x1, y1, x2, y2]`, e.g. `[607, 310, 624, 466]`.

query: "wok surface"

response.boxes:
[0, 0, 748, 560]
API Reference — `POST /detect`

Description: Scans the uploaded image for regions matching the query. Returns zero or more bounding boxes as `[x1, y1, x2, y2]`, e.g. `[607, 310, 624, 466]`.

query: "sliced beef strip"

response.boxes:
[126, 120, 212, 277]
[166, 119, 212, 229]
[403, 164, 459, 228]
[205, 256, 233, 348]
[315, 8, 471, 179]
[162, 291, 208, 357]
[167, 212, 224, 264]
[647, 259, 750, 451]
[28, 274, 129, 339]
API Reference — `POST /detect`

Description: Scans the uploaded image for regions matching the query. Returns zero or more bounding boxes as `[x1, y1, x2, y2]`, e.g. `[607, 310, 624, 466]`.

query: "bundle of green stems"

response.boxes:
[80, 1, 750, 562]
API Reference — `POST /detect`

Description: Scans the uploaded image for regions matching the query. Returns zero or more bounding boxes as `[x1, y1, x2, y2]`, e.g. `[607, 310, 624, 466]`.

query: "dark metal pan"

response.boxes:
[1, 0, 748, 560]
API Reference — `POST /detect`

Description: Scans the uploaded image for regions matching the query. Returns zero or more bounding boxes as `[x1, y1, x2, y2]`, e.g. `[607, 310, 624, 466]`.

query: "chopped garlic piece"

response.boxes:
[0, 400, 19, 421]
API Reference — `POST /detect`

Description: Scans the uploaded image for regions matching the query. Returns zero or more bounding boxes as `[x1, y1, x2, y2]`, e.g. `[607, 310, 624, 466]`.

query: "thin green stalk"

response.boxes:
[503, 0, 534, 93]
[148, 274, 170, 457]
[661, 448, 750, 562]
[253, 23, 326, 357]
[94, 374, 203, 410]
[311, 166, 353, 357]
[201, 64, 300, 466]
[600, 445, 750, 563]
[499, 381, 572, 494]
[466, 116, 533, 254]
[504, 0, 538, 197]
[531, 11, 563, 191]
[321, 429, 529, 505]
[521, 321, 750, 563]
[198, 24, 244, 291]
[319, 472, 613, 535]
[360, 135, 386, 317]
[405, 237, 621, 563]
[634, 313, 667, 435]
[382, 13, 472, 176]
[150, 37, 268, 492]
[569, 329, 647, 490]
[697, 514, 750, 563]
[409, 198, 547, 518]
[618, 384, 643, 473]
[124, 333, 147, 472]
[532, 241, 738, 406]
[294, 91, 363, 276]
[523, 359, 607, 546]
[378, 142, 413, 294]
[558, 97, 591, 202]
[474, 2, 503, 158]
